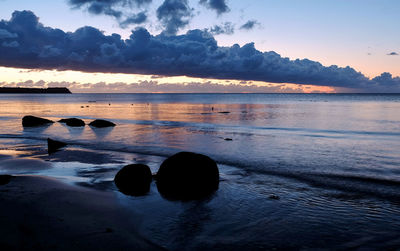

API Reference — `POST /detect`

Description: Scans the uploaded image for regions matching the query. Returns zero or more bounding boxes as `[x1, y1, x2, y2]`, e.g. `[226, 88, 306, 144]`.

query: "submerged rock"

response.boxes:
[89, 119, 116, 128]
[22, 115, 54, 127]
[47, 138, 67, 154]
[114, 164, 152, 196]
[156, 152, 219, 200]
[59, 118, 85, 127]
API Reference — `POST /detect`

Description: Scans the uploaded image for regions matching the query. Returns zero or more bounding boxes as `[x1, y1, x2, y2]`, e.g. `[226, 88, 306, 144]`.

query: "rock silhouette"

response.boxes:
[156, 152, 219, 200]
[89, 119, 116, 128]
[47, 138, 67, 154]
[22, 116, 54, 127]
[59, 118, 85, 127]
[114, 164, 152, 196]
[0, 175, 12, 185]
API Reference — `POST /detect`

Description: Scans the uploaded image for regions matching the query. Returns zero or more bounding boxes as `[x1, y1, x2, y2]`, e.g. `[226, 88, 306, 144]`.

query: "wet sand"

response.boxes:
[0, 175, 164, 250]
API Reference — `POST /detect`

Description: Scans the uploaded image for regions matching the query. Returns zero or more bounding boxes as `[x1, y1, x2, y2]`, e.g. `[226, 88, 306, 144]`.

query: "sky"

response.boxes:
[0, 0, 399, 93]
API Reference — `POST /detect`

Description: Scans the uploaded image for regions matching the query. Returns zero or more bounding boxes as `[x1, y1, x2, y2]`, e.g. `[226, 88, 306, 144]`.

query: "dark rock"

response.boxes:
[59, 118, 85, 127]
[47, 138, 67, 154]
[114, 164, 152, 196]
[0, 175, 12, 185]
[218, 111, 230, 114]
[22, 116, 54, 127]
[89, 119, 116, 128]
[224, 138, 233, 141]
[156, 152, 219, 200]
[269, 195, 280, 200]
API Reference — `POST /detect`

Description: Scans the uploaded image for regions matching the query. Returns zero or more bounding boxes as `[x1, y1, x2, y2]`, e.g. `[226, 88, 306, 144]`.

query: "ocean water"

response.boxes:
[0, 93, 400, 249]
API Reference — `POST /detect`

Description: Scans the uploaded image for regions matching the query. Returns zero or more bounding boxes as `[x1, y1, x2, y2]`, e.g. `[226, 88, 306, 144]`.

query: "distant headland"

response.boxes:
[0, 87, 71, 94]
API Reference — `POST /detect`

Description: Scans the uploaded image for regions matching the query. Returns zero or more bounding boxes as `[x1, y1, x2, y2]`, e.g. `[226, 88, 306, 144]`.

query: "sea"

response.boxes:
[0, 93, 400, 249]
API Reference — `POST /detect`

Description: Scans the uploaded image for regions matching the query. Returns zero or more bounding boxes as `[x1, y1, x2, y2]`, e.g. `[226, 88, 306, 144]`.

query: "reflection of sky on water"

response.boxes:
[1, 94, 400, 249]
[0, 94, 399, 182]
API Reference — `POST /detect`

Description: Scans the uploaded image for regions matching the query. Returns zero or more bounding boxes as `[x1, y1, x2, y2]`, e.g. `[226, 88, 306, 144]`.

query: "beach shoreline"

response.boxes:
[0, 174, 164, 250]
[0, 93, 400, 249]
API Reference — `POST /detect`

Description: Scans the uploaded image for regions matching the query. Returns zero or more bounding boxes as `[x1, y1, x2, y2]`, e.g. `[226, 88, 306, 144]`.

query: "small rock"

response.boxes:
[89, 119, 116, 128]
[224, 138, 233, 141]
[47, 138, 67, 154]
[59, 118, 85, 127]
[269, 195, 280, 200]
[114, 164, 152, 196]
[22, 116, 54, 127]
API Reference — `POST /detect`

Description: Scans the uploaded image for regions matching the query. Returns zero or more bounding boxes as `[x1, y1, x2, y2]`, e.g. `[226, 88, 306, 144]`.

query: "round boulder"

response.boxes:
[22, 115, 54, 127]
[114, 164, 152, 196]
[59, 118, 85, 127]
[89, 119, 116, 128]
[156, 152, 219, 200]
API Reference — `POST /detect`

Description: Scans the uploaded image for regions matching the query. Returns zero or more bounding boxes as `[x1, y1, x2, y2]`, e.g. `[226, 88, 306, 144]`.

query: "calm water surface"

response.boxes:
[0, 93, 400, 249]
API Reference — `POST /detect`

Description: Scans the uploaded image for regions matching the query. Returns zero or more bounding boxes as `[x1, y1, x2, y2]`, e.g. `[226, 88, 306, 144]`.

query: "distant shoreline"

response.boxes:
[0, 87, 71, 94]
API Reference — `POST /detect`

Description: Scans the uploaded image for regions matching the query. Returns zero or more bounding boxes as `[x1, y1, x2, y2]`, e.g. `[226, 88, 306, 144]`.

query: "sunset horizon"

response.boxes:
[0, 1, 399, 93]
[1, 1, 400, 250]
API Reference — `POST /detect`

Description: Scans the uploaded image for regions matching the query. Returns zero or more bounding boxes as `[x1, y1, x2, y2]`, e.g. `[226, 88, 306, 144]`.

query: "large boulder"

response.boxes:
[114, 164, 152, 196]
[156, 152, 219, 200]
[22, 116, 54, 127]
[47, 138, 67, 154]
[89, 119, 116, 128]
[59, 118, 85, 127]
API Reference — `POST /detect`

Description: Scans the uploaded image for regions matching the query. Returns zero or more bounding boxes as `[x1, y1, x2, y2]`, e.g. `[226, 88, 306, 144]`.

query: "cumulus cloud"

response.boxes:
[199, 0, 229, 15]
[119, 11, 148, 27]
[156, 0, 193, 35]
[68, 0, 231, 33]
[240, 20, 260, 30]
[207, 22, 234, 35]
[0, 10, 399, 92]
[387, 52, 398, 56]
[2, 41, 19, 47]
[0, 28, 18, 39]
[369, 73, 400, 92]
[68, 0, 151, 27]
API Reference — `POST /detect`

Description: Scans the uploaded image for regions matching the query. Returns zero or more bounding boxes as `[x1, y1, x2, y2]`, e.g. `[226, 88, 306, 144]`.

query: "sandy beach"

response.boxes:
[0, 175, 164, 250]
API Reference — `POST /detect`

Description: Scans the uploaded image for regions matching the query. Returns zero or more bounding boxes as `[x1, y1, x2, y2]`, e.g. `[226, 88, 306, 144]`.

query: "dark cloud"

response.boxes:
[0, 11, 399, 92]
[120, 11, 148, 27]
[387, 52, 398, 56]
[240, 20, 260, 30]
[156, 0, 193, 35]
[199, 0, 229, 15]
[207, 22, 234, 35]
[68, 0, 151, 27]
[0, 28, 18, 39]
[370, 73, 400, 92]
